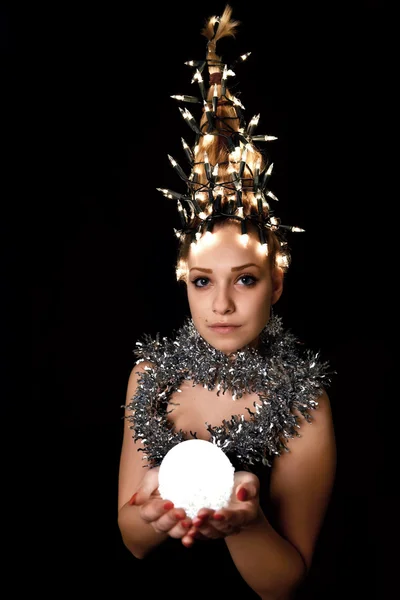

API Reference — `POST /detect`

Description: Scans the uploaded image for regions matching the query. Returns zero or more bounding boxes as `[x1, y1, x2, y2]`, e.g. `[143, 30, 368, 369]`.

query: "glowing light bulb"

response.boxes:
[232, 96, 245, 110]
[192, 70, 206, 99]
[195, 191, 207, 203]
[171, 95, 201, 103]
[276, 254, 289, 269]
[158, 439, 235, 519]
[252, 135, 278, 142]
[212, 84, 218, 113]
[168, 155, 177, 167]
[270, 216, 280, 230]
[175, 259, 187, 280]
[266, 190, 279, 202]
[258, 242, 269, 256]
[175, 267, 185, 280]
[249, 114, 260, 126]
[203, 100, 214, 130]
[192, 69, 203, 84]
[202, 230, 214, 245]
[240, 52, 251, 62]
[247, 114, 260, 137]
[221, 65, 228, 95]
[240, 233, 249, 247]
[203, 150, 212, 179]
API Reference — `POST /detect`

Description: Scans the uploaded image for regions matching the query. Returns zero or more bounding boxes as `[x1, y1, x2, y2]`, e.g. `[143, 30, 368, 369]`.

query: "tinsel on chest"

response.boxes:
[125, 315, 331, 470]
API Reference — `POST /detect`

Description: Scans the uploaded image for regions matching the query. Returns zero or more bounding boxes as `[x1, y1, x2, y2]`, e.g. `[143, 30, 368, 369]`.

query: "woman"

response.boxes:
[118, 6, 336, 599]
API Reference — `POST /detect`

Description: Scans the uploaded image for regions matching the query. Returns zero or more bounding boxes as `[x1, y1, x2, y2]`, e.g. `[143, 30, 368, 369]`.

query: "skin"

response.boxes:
[186, 222, 284, 356]
[130, 467, 260, 547]
[130, 222, 284, 547]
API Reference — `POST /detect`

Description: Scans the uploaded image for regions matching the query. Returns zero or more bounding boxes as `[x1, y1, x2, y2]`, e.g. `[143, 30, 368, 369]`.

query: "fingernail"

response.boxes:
[174, 511, 184, 520]
[237, 488, 248, 502]
[182, 520, 191, 528]
[128, 492, 138, 505]
[163, 501, 174, 510]
[213, 513, 225, 521]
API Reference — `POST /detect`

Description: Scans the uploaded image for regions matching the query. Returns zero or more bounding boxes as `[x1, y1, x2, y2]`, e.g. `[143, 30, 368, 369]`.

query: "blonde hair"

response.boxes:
[171, 5, 291, 282]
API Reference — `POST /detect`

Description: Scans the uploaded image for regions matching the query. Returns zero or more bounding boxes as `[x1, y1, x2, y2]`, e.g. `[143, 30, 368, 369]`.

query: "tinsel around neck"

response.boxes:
[134, 315, 303, 398]
[127, 315, 331, 469]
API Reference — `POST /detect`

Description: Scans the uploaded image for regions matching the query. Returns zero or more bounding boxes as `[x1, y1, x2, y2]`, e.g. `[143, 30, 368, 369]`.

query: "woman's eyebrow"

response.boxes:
[231, 263, 261, 272]
[189, 263, 261, 273]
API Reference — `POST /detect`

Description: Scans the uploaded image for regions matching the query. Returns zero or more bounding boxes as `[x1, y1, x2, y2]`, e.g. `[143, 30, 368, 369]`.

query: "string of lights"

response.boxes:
[156, 10, 305, 274]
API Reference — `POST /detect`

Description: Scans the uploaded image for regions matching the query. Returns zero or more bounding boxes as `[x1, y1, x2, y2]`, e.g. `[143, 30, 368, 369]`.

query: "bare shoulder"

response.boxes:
[275, 389, 335, 459]
[268, 389, 337, 569]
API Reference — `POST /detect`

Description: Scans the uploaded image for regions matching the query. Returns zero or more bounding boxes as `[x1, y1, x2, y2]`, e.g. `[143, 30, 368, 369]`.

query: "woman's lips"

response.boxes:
[209, 325, 241, 334]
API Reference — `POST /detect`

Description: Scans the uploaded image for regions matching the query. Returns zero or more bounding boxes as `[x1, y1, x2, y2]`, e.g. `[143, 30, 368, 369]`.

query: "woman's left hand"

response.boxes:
[182, 471, 260, 547]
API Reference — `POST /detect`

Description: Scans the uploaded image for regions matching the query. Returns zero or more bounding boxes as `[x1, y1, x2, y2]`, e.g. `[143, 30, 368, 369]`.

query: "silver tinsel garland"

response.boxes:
[125, 315, 331, 470]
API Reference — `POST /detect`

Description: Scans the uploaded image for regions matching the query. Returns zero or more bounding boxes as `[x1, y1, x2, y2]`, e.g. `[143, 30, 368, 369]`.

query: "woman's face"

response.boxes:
[186, 223, 283, 355]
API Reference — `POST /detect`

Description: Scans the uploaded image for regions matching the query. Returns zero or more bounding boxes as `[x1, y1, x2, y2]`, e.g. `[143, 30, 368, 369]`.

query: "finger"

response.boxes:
[182, 526, 209, 546]
[182, 532, 195, 548]
[140, 499, 176, 524]
[191, 518, 228, 539]
[195, 508, 215, 520]
[236, 483, 258, 502]
[149, 507, 189, 534]
[167, 517, 193, 540]
[192, 512, 211, 527]
[211, 508, 247, 531]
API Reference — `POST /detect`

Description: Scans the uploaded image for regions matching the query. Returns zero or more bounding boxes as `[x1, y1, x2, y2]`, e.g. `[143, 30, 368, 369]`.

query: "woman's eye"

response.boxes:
[192, 277, 209, 287]
[238, 275, 257, 286]
[191, 275, 257, 288]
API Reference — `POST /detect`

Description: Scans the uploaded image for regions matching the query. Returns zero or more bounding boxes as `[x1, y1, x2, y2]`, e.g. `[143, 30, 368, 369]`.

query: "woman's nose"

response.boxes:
[212, 286, 235, 314]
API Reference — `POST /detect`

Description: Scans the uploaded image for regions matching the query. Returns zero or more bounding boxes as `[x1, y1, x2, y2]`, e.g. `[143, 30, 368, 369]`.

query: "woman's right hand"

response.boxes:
[129, 466, 194, 544]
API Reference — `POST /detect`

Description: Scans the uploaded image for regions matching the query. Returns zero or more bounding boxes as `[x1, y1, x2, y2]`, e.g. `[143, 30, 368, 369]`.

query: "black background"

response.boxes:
[18, 0, 394, 595]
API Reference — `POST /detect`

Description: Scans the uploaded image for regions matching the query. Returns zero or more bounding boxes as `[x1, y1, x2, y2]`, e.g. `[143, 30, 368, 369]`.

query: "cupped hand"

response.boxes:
[182, 471, 260, 547]
[129, 466, 193, 542]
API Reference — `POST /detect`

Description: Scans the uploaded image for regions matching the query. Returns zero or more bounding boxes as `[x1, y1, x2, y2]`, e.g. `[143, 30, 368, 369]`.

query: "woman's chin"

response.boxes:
[204, 336, 248, 356]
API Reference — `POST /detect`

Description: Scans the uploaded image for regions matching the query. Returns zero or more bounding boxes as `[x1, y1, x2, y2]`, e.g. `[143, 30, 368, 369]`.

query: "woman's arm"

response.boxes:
[118, 362, 191, 559]
[224, 390, 337, 599]
[118, 362, 167, 558]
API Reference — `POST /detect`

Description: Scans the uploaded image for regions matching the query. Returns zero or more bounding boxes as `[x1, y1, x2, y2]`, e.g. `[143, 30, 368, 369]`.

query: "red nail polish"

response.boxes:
[237, 488, 248, 502]
[193, 517, 203, 526]
[128, 492, 138, 505]
[213, 513, 225, 521]
[163, 501, 174, 510]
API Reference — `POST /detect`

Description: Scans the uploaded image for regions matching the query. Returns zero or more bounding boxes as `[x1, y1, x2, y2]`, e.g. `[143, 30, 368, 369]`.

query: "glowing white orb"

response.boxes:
[158, 439, 235, 519]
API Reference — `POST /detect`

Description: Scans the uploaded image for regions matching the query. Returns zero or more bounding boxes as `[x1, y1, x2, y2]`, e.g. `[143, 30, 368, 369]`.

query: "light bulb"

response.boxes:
[158, 439, 235, 519]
